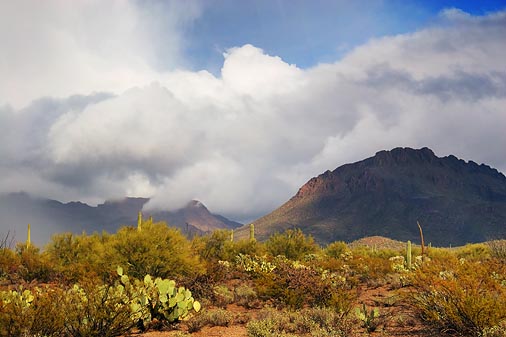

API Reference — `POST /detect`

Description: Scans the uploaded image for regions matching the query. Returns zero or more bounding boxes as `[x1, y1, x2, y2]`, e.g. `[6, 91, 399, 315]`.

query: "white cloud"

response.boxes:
[1, 9, 505, 222]
[0, 0, 200, 108]
[221, 44, 304, 98]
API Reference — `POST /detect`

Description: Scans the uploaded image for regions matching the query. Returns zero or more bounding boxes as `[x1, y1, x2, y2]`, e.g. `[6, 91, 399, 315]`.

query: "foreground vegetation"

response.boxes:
[1, 219, 506, 336]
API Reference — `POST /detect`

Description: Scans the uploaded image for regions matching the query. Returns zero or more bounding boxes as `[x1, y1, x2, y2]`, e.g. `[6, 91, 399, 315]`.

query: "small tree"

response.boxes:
[108, 221, 204, 280]
[266, 229, 318, 260]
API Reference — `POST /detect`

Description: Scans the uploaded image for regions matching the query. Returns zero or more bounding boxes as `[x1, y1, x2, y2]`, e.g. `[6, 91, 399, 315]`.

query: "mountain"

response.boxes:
[0, 193, 241, 246]
[236, 147, 506, 246]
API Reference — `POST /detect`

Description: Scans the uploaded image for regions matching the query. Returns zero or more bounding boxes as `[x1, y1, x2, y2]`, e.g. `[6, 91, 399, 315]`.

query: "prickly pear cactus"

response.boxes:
[117, 266, 201, 326]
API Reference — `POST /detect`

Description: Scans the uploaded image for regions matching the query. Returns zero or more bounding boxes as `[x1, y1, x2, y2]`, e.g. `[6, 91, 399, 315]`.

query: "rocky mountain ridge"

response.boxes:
[236, 147, 506, 246]
[0, 193, 241, 245]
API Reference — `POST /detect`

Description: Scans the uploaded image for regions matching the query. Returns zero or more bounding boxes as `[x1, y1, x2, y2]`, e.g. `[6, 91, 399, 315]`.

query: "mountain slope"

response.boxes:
[237, 147, 506, 246]
[0, 193, 241, 245]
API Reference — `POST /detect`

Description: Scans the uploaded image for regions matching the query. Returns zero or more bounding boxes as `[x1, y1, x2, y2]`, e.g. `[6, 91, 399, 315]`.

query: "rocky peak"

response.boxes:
[371, 147, 437, 166]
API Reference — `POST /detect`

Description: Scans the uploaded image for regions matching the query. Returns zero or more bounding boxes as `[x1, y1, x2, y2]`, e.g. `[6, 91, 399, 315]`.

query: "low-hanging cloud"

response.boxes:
[1, 9, 505, 223]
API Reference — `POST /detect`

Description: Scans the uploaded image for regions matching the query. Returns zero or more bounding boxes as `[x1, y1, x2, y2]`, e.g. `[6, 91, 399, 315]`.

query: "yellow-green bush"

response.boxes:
[15, 244, 54, 282]
[108, 222, 204, 280]
[0, 285, 65, 337]
[265, 229, 318, 260]
[255, 257, 354, 311]
[45, 232, 111, 282]
[0, 269, 202, 337]
[324, 241, 350, 259]
[246, 307, 351, 337]
[187, 308, 235, 333]
[410, 257, 506, 336]
[0, 247, 19, 281]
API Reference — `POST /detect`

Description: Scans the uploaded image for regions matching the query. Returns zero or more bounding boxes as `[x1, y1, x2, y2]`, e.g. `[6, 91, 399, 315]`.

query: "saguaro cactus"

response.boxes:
[137, 211, 142, 232]
[406, 240, 412, 269]
[417, 221, 425, 260]
[230, 230, 234, 242]
[250, 223, 255, 242]
[27, 223, 31, 248]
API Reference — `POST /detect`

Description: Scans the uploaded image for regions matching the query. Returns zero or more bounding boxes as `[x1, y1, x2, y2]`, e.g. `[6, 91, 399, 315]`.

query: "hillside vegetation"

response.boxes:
[2, 218, 506, 336]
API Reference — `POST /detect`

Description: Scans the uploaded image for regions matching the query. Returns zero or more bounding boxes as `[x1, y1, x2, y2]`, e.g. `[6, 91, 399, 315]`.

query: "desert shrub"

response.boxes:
[196, 229, 235, 261]
[255, 257, 354, 312]
[233, 238, 266, 257]
[0, 268, 202, 337]
[324, 241, 350, 259]
[0, 287, 36, 337]
[46, 224, 205, 283]
[351, 245, 402, 259]
[346, 254, 394, 286]
[29, 286, 67, 337]
[235, 283, 258, 308]
[0, 285, 67, 337]
[183, 273, 217, 302]
[45, 232, 111, 282]
[109, 221, 204, 280]
[409, 258, 506, 336]
[234, 253, 276, 276]
[454, 243, 491, 261]
[425, 246, 455, 260]
[488, 240, 506, 261]
[482, 320, 506, 337]
[266, 229, 318, 260]
[62, 279, 145, 337]
[246, 307, 351, 337]
[0, 247, 20, 281]
[186, 308, 234, 332]
[213, 285, 234, 308]
[15, 243, 54, 282]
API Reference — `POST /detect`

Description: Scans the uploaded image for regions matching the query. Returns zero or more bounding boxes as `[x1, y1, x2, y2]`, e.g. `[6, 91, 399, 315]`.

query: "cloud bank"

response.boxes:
[1, 7, 505, 223]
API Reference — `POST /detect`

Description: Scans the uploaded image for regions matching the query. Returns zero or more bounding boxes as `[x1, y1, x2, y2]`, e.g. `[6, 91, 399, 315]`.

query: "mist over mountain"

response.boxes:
[0, 193, 241, 246]
[236, 147, 506, 246]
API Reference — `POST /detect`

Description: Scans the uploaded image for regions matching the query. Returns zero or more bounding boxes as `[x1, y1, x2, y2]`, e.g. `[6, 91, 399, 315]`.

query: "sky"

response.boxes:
[1, 0, 505, 224]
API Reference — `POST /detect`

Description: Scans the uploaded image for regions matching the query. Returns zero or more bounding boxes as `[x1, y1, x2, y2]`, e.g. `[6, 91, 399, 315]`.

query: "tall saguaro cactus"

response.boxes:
[137, 211, 142, 232]
[406, 240, 412, 269]
[249, 223, 255, 242]
[27, 223, 31, 248]
[417, 221, 425, 259]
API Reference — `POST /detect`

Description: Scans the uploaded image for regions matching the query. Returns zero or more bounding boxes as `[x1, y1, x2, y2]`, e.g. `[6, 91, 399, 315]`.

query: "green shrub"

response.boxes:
[0, 286, 66, 337]
[0, 268, 202, 337]
[109, 222, 204, 280]
[187, 308, 234, 332]
[266, 229, 318, 260]
[63, 280, 143, 337]
[235, 284, 258, 308]
[488, 240, 506, 261]
[255, 257, 354, 311]
[455, 243, 491, 261]
[196, 230, 236, 261]
[15, 244, 55, 282]
[45, 232, 111, 282]
[213, 285, 234, 308]
[246, 307, 351, 337]
[410, 258, 506, 336]
[0, 247, 19, 281]
[325, 241, 350, 259]
[0, 287, 36, 337]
